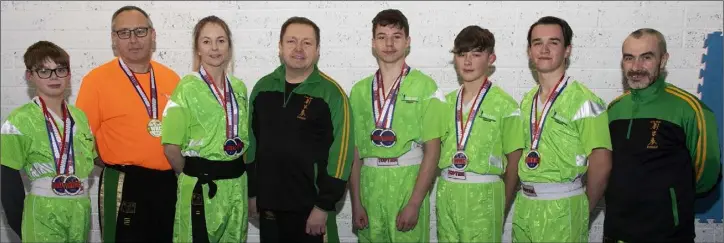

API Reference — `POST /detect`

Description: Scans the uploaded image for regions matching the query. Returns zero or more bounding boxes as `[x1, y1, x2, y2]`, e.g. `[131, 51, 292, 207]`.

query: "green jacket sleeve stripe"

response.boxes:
[320, 71, 353, 179]
[607, 91, 630, 110]
[664, 87, 707, 182]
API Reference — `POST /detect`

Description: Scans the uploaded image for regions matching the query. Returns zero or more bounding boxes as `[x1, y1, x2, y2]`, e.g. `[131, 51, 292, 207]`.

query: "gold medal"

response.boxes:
[147, 119, 162, 137]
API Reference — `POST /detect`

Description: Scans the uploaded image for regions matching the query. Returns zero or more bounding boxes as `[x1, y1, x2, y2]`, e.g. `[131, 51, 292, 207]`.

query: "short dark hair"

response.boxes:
[24, 41, 70, 71]
[628, 28, 667, 54]
[372, 9, 409, 37]
[280, 16, 320, 47]
[527, 16, 573, 47]
[111, 5, 153, 29]
[452, 25, 495, 54]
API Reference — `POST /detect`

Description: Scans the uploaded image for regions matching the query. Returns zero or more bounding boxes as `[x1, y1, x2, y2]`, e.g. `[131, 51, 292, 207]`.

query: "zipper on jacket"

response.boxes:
[283, 83, 304, 108]
[627, 94, 640, 140]
[626, 119, 633, 139]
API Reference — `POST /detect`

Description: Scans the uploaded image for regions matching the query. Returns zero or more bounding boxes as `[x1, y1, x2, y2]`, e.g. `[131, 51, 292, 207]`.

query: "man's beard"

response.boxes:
[626, 65, 660, 89]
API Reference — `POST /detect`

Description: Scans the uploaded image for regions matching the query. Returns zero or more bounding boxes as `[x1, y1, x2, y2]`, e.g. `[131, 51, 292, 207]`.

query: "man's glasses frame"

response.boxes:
[113, 27, 151, 39]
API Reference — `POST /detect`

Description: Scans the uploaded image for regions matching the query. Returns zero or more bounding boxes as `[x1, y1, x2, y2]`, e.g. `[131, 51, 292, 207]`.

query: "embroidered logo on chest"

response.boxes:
[647, 120, 661, 149]
[297, 96, 313, 120]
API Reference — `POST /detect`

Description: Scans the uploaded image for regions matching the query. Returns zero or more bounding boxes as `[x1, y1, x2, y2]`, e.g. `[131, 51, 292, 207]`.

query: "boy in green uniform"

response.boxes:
[436, 25, 524, 243]
[161, 16, 249, 243]
[348, 9, 446, 243]
[512, 16, 612, 242]
[1, 41, 97, 242]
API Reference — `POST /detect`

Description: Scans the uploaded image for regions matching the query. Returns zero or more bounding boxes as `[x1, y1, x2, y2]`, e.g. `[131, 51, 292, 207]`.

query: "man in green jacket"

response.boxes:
[246, 16, 354, 243]
[604, 28, 722, 243]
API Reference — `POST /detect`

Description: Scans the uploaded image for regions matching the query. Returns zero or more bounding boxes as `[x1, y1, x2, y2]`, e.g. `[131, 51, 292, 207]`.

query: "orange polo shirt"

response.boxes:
[76, 57, 180, 170]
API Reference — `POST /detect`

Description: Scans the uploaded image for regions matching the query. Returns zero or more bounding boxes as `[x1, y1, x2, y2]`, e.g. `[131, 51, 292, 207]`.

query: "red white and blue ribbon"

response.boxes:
[199, 66, 239, 141]
[529, 75, 570, 150]
[371, 64, 410, 129]
[36, 97, 75, 175]
[118, 58, 157, 120]
[455, 79, 492, 151]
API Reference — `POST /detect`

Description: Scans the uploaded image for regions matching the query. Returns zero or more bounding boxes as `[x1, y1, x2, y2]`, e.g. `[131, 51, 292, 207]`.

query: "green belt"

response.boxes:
[99, 166, 124, 243]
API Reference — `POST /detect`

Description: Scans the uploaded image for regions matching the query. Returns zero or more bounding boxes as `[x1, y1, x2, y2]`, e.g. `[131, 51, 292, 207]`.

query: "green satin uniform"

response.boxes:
[1, 97, 96, 243]
[513, 78, 612, 242]
[350, 69, 447, 243]
[161, 72, 250, 243]
[436, 83, 524, 242]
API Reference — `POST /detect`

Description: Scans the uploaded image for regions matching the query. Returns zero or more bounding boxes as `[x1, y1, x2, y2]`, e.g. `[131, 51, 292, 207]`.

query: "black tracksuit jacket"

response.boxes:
[604, 77, 721, 242]
[246, 64, 354, 212]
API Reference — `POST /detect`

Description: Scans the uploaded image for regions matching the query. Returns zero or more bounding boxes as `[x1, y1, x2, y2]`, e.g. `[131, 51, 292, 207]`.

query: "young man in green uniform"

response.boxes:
[1, 41, 97, 242]
[161, 16, 249, 243]
[247, 16, 354, 243]
[348, 9, 446, 243]
[604, 28, 721, 243]
[512, 16, 612, 242]
[436, 25, 524, 243]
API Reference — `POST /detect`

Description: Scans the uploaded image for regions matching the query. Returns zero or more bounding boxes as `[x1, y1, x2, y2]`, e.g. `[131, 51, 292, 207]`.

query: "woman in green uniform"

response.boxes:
[161, 15, 250, 243]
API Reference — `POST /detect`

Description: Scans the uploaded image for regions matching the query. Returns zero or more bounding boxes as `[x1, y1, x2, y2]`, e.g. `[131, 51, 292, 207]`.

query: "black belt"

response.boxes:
[105, 163, 174, 175]
[183, 156, 246, 243]
[603, 236, 693, 243]
[603, 236, 622, 243]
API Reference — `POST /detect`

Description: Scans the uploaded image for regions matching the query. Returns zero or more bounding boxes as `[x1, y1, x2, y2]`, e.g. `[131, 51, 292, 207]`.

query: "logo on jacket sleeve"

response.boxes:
[647, 120, 661, 149]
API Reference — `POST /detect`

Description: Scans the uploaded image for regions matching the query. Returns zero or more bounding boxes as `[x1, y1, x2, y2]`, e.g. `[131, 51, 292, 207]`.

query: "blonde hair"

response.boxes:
[192, 16, 234, 74]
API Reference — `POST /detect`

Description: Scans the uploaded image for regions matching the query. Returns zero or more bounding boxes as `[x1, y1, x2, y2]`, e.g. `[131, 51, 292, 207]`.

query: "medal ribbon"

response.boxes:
[455, 79, 492, 151]
[118, 58, 158, 120]
[36, 97, 75, 175]
[371, 64, 410, 129]
[199, 66, 239, 140]
[530, 75, 570, 150]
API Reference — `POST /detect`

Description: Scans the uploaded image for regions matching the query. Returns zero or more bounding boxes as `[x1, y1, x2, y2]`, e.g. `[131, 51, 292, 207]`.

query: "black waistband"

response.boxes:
[105, 164, 174, 175]
[603, 236, 694, 243]
[182, 156, 245, 199]
[603, 237, 620, 243]
[183, 156, 245, 243]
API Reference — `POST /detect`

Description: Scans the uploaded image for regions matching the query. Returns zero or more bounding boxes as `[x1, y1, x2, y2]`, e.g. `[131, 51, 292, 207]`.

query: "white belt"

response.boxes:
[441, 168, 501, 183]
[30, 177, 90, 199]
[520, 177, 584, 200]
[363, 145, 423, 167]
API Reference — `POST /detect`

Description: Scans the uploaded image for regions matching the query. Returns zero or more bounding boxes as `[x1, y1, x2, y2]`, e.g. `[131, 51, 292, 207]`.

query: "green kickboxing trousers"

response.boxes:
[512, 186, 588, 242]
[357, 164, 430, 243]
[435, 172, 505, 242]
[22, 178, 91, 243]
[173, 173, 248, 243]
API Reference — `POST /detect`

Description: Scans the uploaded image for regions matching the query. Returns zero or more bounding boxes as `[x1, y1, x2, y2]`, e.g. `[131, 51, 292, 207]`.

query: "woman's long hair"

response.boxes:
[191, 15, 234, 74]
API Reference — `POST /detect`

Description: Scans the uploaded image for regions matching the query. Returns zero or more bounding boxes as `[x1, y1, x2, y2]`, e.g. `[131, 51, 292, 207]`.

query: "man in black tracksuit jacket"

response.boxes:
[605, 28, 721, 243]
[246, 16, 354, 243]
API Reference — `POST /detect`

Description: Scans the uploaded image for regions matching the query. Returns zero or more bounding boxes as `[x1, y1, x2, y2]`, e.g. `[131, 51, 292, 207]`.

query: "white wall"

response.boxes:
[1, 1, 722, 242]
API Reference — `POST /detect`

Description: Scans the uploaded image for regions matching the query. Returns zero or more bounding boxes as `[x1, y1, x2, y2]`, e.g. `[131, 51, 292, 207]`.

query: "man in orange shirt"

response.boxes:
[75, 5, 180, 243]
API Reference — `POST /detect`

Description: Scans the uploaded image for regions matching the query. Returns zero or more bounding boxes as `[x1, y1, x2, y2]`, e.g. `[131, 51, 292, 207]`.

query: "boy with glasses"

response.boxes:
[1, 40, 97, 242]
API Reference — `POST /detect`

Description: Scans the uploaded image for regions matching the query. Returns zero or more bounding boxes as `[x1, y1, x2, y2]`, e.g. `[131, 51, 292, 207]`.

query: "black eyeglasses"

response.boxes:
[31, 67, 70, 79]
[114, 27, 151, 39]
